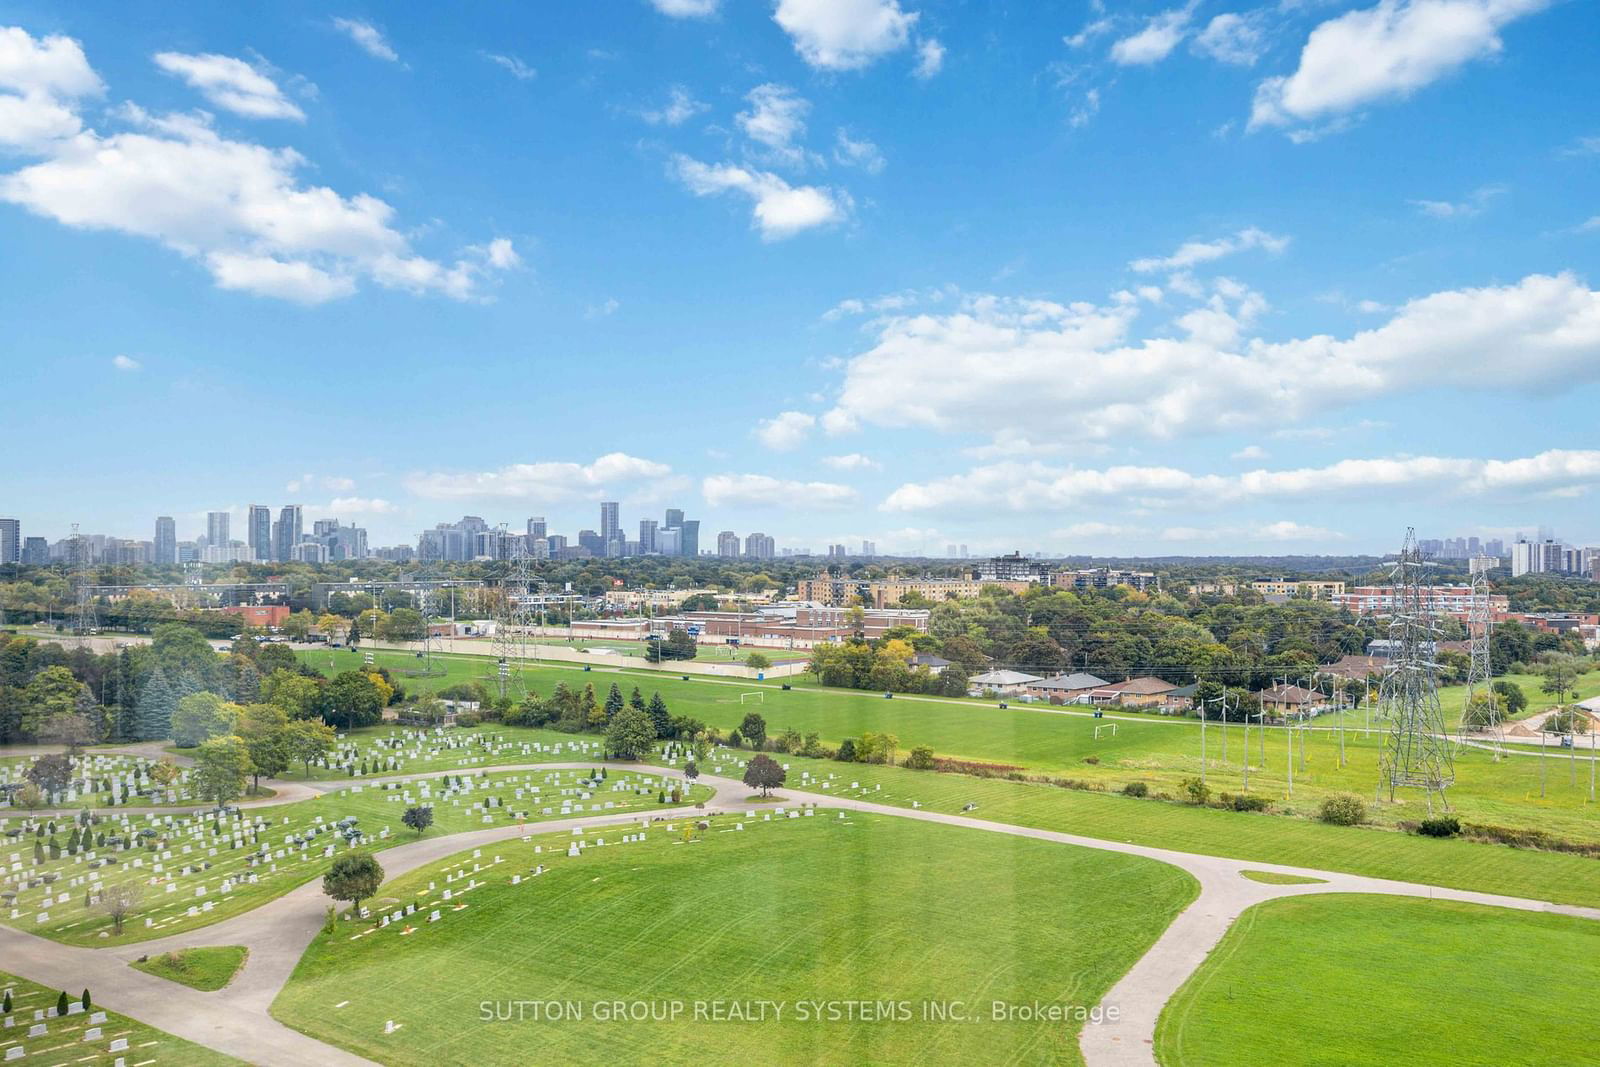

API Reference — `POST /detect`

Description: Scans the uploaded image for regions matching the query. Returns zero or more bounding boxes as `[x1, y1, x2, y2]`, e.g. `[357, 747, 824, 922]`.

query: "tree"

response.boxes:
[16, 782, 44, 814]
[22, 666, 87, 738]
[192, 735, 251, 809]
[235, 703, 290, 793]
[98, 883, 142, 935]
[664, 629, 698, 660]
[262, 669, 327, 721]
[38, 711, 96, 755]
[323, 852, 383, 917]
[285, 719, 336, 777]
[378, 608, 425, 643]
[134, 666, 179, 742]
[402, 805, 434, 835]
[680, 593, 720, 612]
[1538, 654, 1583, 709]
[328, 671, 385, 730]
[149, 758, 181, 790]
[742, 753, 786, 797]
[646, 693, 671, 738]
[835, 738, 857, 762]
[905, 745, 935, 770]
[739, 712, 768, 751]
[684, 760, 699, 783]
[1492, 680, 1528, 716]
[745, 652, 771, 671]
[605, 706, 657, 760]
[171, 691, 234, 748]
[604, 683, 624, 722]
[25, 753, 73, 794]
[149, 624, 221, 689]
[282, 610, 315, 641]
[317, 613, 346, 643]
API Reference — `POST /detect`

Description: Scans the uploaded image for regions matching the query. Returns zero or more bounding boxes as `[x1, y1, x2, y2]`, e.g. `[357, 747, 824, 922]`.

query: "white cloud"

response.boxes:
[1410, 183, 1505, 218]
[882, 448, 1600, 514]
[1231, 444, 1267, 460]
[913, 38, 945, 78]
[288, 474, 357, 493]
[1065, 18, 1114, 48]
[1068, 87, 1102, 129]
[1130, 226, 1289, 273]
[649, 0, 720, 15]
[672, 155, 849, 240]
[483, 53, 536, 81]
[0, 26, 103, 151]
[1250, 0, 1551, 132]
[641, 84, 706, 126]
[821, 452, 881, 471]
[1110, 3, 1198, 65]
[755, 410, 817, 450]
[584, 297, 621, 319]
[1053, 521, 1139, 539]
[153, 52, 303, 120]
[821, 273, 1600, 445]
[1557, 135, 1600, 158]
[774, 0, 919, 70]
[406, 453, 672, 500]
[111, 354, 141, 371]
[702, 473, 856, 508]
[833, 128, 885, 173]
[1193, 12, 1268, 66]
[737, 84, 811, 165]
[326, 496, 395, 514]
[332, 18, 399, 63]
[0, 31, 515, 305]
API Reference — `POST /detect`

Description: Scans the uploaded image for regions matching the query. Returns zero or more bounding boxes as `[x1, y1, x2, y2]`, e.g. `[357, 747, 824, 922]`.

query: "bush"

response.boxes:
[1319, 792, 1367, 826]
[905, 745, 935, 770]
[1180, 777, 1211, 806]
[1220, 792, 1269, 812]
[1417, 816, 1461, 838]
[1083, 755, 1099, 765]
[1122, 781, 1149, 798]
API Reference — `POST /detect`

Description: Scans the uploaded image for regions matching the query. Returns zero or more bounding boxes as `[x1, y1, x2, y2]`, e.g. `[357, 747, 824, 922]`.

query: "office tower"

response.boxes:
[680, 519, 699, 557]
[0, 518, 18, 564]
[274, 505, 303, 562]
[527, 517, 547, 541]
[600, 502, 620, 545]
[861, 540, 875, 557]
[946, 543, 957, 558]
[638, 519, 658, 554]
[545, 534, 568, 556]
[578, 529, 603, 556]
[206, 511, 230, 548]
[665, 508, 684, 530]
[246, 505, 271, 561]
[154, 516, 177, 565]
[717, 531, 740, 557]
[656, 528, 680, 556]
[22, 536, 48, 565]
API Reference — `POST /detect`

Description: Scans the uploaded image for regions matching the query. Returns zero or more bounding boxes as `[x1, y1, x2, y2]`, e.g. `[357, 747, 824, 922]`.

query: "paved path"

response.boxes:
[6, 762, 1600, 1067]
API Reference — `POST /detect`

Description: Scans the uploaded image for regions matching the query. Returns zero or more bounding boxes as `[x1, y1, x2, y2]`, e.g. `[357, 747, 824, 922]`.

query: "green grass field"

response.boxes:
[274, 811, 1196, 1065]
[693, 751, 1600, 909]
[0, 969, 241, 1064]
[1154, 894, 1600, 1066]
[3, 768, 710, 947]
[291, 650, 1600, 846]
[130, 945, 248, 991]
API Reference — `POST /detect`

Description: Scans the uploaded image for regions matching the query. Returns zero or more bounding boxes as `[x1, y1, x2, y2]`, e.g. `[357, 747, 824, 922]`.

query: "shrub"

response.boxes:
[1122, 781, 1149, 798]
[56, 990, 68, 1016]
[1319, 792, 1367, 826]
[1180, 777, 1211, 806]
[905, 745, 935, 770]
[1417, 816, 1461, 838]
[1220, 792, 1269, 812]
[1083, 755, 1099, 765]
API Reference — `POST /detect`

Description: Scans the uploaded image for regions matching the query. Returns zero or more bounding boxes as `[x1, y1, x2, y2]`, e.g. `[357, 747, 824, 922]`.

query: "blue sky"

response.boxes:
[1, 0, 1597, 556]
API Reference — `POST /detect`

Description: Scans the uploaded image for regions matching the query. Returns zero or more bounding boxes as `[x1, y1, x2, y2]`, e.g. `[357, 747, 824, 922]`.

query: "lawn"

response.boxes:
[273, 812, 1197, 1066]
[687, 751, 1600, 910]
[0, 969, 242, 1064]
[131, 945, 248, 991]
[293, 651, 1600, 845]
[1154, 894, 1600, 1066]
[1, 768, 711, 947]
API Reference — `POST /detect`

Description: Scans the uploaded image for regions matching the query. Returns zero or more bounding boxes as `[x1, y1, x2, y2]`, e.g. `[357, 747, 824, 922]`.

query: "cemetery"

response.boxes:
[0, 752, 260, 811]
[0, 764, 711, 947]
[271, 809, 1196, 1065]
[0, 971, 238, 1065]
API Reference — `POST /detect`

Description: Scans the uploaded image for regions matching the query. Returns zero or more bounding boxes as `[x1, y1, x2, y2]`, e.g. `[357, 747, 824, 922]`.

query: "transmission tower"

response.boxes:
[1459, 558, 1503, 759]
[72, 523, 98, 635]
[1377, 529, 1454, 810]
[489, 526, 532, 699]
[415, 584, 445, 677]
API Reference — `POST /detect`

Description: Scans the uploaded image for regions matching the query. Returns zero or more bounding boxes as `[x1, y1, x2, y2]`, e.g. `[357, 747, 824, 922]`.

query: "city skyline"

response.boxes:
[2, 5, 1599, 555]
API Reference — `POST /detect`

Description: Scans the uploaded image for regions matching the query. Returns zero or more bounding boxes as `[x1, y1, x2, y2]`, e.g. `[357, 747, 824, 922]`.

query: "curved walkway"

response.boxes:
[5, 763, 1600, 1067]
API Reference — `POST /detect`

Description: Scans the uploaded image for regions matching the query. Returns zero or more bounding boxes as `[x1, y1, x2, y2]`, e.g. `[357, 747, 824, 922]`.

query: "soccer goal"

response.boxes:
[1094, 723, 1118, 740]
[739, 692, 765, 704]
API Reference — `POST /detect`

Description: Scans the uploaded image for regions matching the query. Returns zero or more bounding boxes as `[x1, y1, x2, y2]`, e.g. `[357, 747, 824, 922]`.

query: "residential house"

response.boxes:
[1089, 677, 1178, 708]
[968, 670, 1044, 697]
[1025, 672, 1109, 705]
[1258, 684, 1321, 721]
[909, 653, 952, 675]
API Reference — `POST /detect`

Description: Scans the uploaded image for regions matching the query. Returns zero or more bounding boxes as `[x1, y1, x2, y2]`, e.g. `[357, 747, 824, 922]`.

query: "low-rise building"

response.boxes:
[1332, 585, 1505, 621]
[1024, 672, 1109, 704]
[1258, 683, 1322, 720]
[1088, 676, 1179, 707]
[1250, 579, 1346, 601]
[968, 670, 1044, 697]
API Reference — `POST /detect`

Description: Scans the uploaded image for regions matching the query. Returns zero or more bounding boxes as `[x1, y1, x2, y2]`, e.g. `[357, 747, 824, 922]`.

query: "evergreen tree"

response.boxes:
[55, 990, 68, 1016]
[647, 693, 671, 738]
[629, 687, 646, 713]
[134, 666, 178, 742]
[604, 683, 624, 723]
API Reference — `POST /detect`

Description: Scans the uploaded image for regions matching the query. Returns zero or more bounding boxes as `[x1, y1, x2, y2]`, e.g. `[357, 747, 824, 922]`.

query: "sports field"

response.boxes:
[1155, 894, 1600, 1066]
[274, 812, 1197, 1065]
